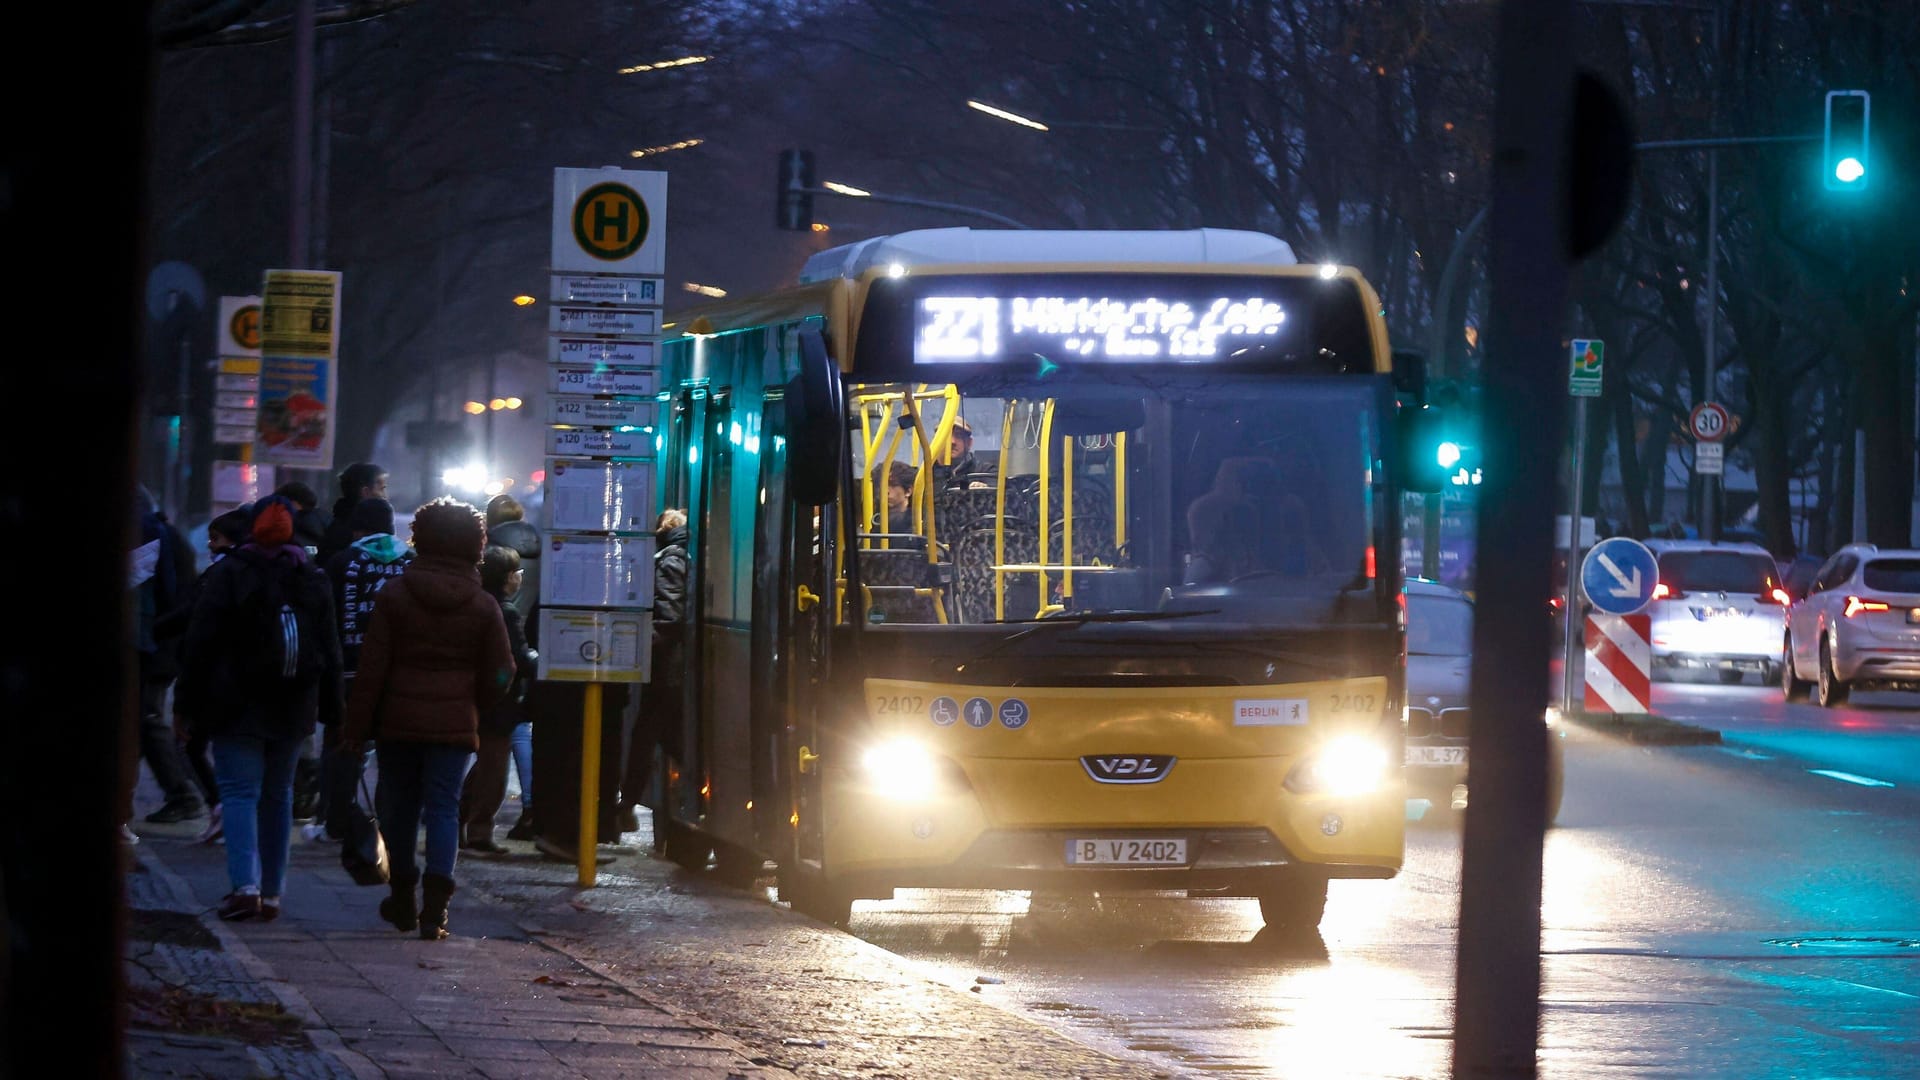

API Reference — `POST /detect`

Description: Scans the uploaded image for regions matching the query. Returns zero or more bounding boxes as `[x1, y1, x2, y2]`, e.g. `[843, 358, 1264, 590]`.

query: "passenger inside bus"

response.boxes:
[932, 415, 984, 490]
[863, 459, 941, 624]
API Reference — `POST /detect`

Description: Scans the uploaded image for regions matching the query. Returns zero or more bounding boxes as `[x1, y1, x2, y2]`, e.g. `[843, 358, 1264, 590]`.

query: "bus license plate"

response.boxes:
[1065, 838, 1188, 866]
[1406, 746, 1468, 766]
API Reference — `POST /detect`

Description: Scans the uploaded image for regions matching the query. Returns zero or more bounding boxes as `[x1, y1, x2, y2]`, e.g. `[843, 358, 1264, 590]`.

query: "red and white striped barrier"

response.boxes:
[1584, 614, 1651, 714]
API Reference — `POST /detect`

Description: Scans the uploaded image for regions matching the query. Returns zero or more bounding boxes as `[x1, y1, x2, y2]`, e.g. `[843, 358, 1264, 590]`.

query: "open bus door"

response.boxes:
[775, 326, 858, 924]
[658, 384, 712, 870]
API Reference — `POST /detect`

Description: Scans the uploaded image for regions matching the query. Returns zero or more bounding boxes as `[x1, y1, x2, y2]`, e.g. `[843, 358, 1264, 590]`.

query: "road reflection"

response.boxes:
[842, 739, 1774, 1078]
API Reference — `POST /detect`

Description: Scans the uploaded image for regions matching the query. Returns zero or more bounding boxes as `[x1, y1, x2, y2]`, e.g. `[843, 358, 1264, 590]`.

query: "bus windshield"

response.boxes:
[850, 373, 1387, 631]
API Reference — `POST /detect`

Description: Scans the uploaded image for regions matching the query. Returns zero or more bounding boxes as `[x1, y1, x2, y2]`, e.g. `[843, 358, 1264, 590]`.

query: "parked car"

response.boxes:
[1404, 579, 1563, 823]
[1642, 539, 1789, 684]
[1782, 544, 1920, 706]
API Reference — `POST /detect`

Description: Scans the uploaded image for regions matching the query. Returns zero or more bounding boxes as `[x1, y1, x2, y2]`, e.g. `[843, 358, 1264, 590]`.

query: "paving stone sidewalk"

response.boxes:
[126, 820, 772, 1079]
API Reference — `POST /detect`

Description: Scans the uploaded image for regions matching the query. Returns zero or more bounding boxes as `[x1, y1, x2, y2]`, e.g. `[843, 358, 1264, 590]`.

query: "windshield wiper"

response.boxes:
[949, 609, 1221, 673]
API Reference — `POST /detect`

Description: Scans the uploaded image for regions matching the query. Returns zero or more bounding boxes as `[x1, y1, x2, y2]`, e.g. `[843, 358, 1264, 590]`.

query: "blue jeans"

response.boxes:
[212, 734, 303, 897]
[509, 722, 533, 810]
[375, 742, 474, 881]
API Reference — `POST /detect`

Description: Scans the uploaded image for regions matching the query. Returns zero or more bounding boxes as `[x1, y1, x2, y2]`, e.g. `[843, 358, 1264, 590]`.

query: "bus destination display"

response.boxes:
[916, 294, 1289, 364]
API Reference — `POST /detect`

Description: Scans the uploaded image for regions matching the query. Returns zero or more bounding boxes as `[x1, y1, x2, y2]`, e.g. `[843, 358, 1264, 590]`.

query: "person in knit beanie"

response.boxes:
[179, 493, 343, 921]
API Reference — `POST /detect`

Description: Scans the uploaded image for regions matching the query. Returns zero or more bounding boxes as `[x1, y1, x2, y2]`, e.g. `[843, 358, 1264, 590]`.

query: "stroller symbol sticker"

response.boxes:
[964, 697, 993, 728]
[998, 699, 1030, 729]
[930, 697, 959, 727]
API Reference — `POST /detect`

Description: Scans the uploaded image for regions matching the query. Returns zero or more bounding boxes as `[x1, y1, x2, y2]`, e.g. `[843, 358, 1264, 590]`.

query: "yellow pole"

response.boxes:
[1062, 435, 1074, 600]
[578, 681, 603, 887]
[1037, 401, 1055, 617]
[994, 400, 1014, 621]
[1113, 432, 1127, 550]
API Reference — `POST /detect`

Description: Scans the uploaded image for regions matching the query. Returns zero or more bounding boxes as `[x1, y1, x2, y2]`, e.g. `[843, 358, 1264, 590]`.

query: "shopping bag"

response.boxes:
[339, 776, 389, 886]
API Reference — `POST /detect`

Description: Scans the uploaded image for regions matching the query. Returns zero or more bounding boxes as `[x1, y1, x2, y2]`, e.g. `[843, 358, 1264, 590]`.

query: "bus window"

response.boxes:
[849, 376, 1380, 629]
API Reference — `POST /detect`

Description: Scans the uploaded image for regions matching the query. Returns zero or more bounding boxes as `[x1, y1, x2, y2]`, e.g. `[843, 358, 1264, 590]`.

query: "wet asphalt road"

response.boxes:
[842, 686, 1920, 1079]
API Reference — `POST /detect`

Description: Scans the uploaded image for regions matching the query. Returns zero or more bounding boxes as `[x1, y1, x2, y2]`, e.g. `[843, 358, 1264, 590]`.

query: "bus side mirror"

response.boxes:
[787, 325, 844, 507]
[1391, 349, 1427, 406]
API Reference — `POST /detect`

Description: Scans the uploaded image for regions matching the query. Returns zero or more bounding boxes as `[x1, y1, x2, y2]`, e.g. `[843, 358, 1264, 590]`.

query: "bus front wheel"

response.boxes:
[1256, 874, 1328, 933]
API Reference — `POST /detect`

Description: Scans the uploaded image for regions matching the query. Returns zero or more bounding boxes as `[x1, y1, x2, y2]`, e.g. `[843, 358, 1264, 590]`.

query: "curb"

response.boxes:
[1562, 710, 1723, 746]
[133, 844, 386, 1080]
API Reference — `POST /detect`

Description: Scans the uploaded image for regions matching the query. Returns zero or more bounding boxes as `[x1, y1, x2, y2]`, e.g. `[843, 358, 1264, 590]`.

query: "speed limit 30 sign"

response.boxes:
[1689, 402, 1729, 443]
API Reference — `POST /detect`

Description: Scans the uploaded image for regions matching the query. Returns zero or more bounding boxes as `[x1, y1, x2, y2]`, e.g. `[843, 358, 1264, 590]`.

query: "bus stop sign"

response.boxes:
[1580, 537, 1659, 616]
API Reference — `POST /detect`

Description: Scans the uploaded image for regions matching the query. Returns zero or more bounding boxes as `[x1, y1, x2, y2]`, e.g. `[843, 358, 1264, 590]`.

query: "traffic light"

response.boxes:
[1823, 90, 1870, 191]
[776, 149, 816, 230]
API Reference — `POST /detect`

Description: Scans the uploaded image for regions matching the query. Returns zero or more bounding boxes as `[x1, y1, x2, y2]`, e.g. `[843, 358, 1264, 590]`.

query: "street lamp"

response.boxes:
[964, 98, 1160, 133]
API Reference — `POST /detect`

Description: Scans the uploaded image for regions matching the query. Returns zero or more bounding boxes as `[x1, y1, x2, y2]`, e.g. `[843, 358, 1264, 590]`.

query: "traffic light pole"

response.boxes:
[1562, 396, 1589, 714]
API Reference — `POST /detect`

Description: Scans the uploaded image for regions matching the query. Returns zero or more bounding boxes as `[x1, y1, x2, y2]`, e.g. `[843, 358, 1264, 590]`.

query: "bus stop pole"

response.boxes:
[578, 682, 603, 887]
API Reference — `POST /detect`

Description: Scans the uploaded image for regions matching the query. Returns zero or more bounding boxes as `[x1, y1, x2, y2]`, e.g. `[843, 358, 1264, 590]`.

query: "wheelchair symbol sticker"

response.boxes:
[998, 698, 1030, 729]
[964, 697, 993, 728]
[930, 697, 959, 727]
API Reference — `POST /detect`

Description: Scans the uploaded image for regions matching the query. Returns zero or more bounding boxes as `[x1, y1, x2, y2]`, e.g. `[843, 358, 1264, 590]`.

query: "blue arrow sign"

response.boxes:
[1580, 537, 1659, 616]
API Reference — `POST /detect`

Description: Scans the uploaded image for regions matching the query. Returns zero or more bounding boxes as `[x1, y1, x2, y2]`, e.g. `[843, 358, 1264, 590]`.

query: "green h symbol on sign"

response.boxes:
[1569, 339, 1604, 398]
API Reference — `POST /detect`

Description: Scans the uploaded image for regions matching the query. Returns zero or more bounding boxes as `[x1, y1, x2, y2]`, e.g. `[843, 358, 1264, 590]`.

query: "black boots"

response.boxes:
[419, 873, 456, 940]
[379, 871, 419, 933]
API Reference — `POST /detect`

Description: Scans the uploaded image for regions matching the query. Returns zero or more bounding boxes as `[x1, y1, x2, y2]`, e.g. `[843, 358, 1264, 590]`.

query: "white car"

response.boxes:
[1643, 539, 1789, 684]
[1782, 544, 1920, 706]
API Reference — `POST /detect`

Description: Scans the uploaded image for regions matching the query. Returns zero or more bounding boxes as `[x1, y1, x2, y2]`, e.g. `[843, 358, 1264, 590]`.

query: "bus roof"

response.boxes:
[796, 227, 1299, 284]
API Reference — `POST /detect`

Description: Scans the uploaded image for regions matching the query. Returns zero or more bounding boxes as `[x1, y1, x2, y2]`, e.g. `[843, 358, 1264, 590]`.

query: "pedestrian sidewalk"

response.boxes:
[125, 800, 1160, 1080]
[126, 820, 773, 1079]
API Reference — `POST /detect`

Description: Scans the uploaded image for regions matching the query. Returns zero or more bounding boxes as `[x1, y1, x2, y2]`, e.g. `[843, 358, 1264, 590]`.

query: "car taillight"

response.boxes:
[1844, 595, 1890, 618]
[1763, 588, 1790, 605]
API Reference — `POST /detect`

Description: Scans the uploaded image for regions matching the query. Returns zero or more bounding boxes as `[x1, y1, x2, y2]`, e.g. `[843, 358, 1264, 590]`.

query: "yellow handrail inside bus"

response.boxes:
[994, 399, 1014, 622]
[1114, 432, 1127, 551]
[1036, 400, 1056, 618]
[1062, 435, 1074, 600]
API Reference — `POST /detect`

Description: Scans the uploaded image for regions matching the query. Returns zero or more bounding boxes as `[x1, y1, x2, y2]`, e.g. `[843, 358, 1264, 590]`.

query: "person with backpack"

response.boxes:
[320, 496, 412, 839]
[340, 498, 513, 940]
[180, 496, 344, 921]
[132, 486, 209, 828]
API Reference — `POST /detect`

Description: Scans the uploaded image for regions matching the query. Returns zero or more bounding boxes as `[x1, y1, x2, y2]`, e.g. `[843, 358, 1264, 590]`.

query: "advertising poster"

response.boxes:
[256, 269, 341, 467]
[256, 353, 337, 466]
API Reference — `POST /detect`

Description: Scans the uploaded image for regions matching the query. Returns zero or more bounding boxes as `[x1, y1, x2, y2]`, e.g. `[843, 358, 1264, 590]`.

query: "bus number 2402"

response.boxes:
[1329, 694, 1377, 714]
[874, 696, 925, 715]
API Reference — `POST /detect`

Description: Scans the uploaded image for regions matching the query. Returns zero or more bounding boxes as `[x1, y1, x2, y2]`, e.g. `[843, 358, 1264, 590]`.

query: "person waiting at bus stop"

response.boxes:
[340, 497, 514, 940]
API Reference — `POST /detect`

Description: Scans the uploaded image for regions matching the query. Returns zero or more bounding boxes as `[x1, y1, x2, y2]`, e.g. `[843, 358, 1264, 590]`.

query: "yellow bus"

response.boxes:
[648, 228, 1422, 932]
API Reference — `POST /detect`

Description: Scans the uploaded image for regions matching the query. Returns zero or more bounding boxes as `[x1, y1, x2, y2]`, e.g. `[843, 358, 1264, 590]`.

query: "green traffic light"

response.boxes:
[1835, 156, 1865, 184]
[1437, 441, 1462, 469]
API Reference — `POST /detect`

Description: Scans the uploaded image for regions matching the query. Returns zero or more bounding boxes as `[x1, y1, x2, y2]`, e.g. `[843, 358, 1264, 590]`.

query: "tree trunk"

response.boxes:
[1613, 390, 1649, 537]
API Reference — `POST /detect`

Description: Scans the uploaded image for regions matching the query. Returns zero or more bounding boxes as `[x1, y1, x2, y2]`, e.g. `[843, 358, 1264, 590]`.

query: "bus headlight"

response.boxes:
[1286, 736, 1393, 796]
[859, 739, 947, 800]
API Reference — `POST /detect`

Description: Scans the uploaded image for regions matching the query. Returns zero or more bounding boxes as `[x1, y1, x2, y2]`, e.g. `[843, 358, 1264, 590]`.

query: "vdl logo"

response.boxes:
[1081, 755, 1175, 784]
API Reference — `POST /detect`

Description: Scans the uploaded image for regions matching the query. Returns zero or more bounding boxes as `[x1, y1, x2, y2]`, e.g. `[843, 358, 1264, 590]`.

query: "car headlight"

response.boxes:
[1286, 735, 1393, 796]
[858, 739, 951, 800]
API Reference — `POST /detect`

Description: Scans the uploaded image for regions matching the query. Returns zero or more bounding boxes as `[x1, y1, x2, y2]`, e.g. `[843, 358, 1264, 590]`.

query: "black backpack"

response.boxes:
[238, 558, 328, 692]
